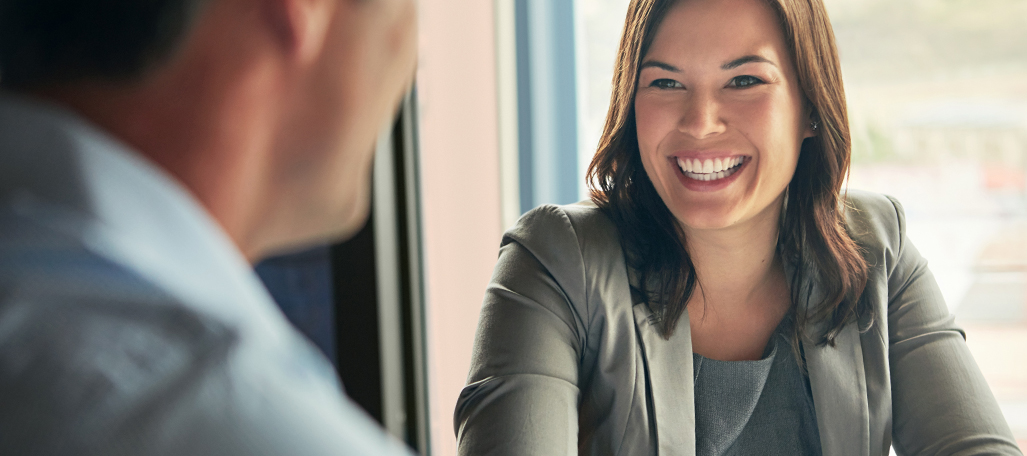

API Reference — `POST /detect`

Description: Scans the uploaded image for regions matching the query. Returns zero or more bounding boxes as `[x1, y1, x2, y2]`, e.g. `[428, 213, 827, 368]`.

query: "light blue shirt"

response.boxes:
[0, 95, 414, 456]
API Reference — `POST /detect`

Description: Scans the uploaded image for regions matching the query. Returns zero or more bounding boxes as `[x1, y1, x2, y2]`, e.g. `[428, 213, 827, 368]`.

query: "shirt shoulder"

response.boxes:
[0, 227, 235, 450]
[0, 228, 413, 456]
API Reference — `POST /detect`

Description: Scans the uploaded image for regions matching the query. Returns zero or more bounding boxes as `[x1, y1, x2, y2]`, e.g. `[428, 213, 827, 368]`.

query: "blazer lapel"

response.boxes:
[631, 258, 869, 456]
[633, 304, 696, 456]
[797, 272, 870, 456]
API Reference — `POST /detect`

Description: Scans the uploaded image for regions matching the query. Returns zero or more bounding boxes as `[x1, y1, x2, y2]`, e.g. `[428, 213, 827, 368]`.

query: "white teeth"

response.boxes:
[679, 156, 746, 182]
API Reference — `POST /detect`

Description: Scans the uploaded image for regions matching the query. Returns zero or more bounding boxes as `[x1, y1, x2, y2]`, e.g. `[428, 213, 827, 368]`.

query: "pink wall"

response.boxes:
[416, 1, 502, 455]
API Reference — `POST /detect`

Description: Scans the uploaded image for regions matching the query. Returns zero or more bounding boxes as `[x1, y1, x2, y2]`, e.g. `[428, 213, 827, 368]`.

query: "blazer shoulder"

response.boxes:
[501, 202, 628, 321]
[842, 189, 907, 266]
[505, 201, 621, 258]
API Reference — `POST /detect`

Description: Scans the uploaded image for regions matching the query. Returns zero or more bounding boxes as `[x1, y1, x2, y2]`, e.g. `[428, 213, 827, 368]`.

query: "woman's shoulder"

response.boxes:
[841, 189, 908, 262]
[506, 200, 622, 255]
[497, 201, 634, 328]
[502, 202, 628, 307]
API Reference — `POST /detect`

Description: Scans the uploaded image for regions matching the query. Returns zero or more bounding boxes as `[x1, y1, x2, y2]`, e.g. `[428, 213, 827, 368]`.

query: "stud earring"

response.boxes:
[810, 120, 819, 132]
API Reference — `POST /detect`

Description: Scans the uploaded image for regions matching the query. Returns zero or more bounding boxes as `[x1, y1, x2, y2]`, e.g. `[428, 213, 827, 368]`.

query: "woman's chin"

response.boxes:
[671, 210, 741, 233]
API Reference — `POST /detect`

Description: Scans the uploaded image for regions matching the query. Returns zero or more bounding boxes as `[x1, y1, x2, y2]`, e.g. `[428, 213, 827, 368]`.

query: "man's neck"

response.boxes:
[33, 65, 278, 262]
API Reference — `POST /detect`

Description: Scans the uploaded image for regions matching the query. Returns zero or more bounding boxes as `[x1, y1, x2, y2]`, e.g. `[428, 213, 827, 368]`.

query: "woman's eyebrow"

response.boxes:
[641, 56, 777, 72]
[721, 55, 777, 70]
[639, 60, 680, 72]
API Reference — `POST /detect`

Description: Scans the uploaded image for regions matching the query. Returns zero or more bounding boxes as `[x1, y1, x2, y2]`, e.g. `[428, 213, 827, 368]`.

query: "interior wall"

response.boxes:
[415, 1, 503, 454]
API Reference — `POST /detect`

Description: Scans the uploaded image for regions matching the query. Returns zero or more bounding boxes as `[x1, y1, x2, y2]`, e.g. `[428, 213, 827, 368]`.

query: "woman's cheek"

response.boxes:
[634, 98, 673, 153]
[633, 99, 655, 148]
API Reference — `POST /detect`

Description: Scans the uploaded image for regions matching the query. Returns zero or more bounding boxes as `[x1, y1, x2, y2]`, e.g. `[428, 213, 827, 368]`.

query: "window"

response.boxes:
[835, 1, 1027, 447]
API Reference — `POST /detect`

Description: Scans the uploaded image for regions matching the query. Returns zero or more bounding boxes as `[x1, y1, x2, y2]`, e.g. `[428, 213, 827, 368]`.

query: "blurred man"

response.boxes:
[0, 0, 416, 454]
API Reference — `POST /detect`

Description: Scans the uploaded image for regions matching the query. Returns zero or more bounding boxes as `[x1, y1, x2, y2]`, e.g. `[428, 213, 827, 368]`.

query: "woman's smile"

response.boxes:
[670, 154, 750, 191]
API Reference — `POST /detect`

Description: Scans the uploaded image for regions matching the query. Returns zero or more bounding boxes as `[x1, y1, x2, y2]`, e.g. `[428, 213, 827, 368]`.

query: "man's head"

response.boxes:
[0, 0, 209, 89]
[0, 0, 417, 260]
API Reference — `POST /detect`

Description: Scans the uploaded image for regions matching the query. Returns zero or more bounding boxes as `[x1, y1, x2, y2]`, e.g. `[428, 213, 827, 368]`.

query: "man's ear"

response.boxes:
[262, 0, 335, 64]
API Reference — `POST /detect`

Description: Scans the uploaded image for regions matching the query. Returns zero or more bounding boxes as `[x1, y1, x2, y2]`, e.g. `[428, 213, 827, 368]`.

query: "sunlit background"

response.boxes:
[836, 0, 1027, 449]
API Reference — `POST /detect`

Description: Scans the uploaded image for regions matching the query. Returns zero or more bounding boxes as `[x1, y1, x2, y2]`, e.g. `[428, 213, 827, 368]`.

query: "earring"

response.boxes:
[810, 120, 819, 132]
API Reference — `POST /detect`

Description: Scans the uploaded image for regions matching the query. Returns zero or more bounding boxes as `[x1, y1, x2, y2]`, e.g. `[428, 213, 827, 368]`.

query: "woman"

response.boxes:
[454, 0, 1021, 454]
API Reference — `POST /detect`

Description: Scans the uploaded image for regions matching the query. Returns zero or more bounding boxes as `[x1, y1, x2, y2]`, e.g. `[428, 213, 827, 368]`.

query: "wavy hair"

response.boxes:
[587, 0, 870, 345]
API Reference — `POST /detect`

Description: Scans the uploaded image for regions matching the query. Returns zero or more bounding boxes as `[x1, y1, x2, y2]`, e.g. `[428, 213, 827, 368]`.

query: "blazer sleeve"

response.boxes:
[454, 205, 589, 456]
[881, 196, 1022, 455]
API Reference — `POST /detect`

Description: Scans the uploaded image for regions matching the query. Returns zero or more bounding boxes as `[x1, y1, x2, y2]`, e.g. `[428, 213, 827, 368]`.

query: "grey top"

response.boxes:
[693, 321, 821, 456]
[455, 194, 1021, 456]
[0, 95, 413, 455]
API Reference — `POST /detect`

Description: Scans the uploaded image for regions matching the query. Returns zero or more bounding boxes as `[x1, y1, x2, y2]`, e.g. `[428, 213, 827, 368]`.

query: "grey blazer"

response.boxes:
[454, 191, 1021, 456]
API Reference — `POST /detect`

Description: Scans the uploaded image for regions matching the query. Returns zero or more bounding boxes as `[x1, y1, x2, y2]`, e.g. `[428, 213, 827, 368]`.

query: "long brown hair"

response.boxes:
[587, 0, 870, 345]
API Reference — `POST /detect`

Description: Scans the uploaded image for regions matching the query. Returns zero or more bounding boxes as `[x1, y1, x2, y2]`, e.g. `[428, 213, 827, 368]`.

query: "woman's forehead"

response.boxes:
[646, 0, 790, 68]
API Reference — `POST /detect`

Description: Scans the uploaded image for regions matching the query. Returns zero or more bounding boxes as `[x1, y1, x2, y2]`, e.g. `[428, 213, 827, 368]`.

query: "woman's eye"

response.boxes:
[650, 79, 683, 89]
[728, 75, 764, 88]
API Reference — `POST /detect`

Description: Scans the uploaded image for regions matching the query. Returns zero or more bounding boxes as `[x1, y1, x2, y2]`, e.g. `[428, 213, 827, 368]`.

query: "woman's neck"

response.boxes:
[683, 200, 793, 360]
[683, 200, 787, 318]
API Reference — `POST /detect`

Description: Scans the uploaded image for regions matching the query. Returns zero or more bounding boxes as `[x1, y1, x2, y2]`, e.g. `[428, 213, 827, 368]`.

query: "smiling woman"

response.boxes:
[454, 0, 1023, 455]
[611, 0, 856, 360]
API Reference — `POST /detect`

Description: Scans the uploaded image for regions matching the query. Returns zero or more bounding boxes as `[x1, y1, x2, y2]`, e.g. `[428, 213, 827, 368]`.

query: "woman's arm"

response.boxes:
[885, 196, 1022, 455]
[454, 206, 588, 456]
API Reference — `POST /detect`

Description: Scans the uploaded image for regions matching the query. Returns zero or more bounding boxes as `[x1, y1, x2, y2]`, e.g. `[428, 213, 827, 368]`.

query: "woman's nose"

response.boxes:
[676, 92, 726, 140]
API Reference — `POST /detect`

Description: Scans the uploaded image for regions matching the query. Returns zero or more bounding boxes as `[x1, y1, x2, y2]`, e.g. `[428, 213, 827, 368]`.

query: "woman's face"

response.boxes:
[634, 0, 813, 234]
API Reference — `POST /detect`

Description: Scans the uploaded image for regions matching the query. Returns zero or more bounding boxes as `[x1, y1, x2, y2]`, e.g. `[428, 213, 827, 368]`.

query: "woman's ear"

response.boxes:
[804, 109, 819, 139]
[261, 0, 335, 64]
